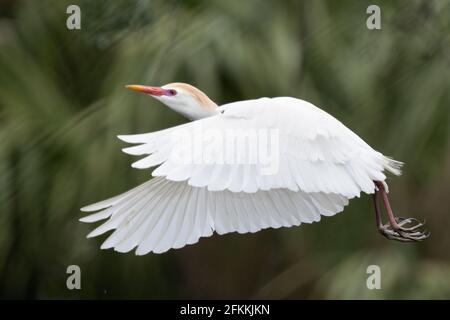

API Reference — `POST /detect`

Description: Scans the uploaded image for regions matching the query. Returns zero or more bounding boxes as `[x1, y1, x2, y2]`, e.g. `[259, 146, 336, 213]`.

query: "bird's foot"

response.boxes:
[378, 217, 430, 242]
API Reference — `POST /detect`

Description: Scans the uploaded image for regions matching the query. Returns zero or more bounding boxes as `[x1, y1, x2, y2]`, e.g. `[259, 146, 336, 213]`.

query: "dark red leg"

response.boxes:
[373, 192, 383, 229]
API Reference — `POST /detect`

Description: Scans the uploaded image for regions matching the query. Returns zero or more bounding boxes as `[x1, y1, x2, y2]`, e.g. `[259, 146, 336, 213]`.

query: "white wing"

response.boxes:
[118, 97, 402, 198]
[80, 177, 349, 255]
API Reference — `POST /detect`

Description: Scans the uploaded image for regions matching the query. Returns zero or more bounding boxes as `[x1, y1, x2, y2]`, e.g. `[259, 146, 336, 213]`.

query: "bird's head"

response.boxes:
[125, 82, 218, 120]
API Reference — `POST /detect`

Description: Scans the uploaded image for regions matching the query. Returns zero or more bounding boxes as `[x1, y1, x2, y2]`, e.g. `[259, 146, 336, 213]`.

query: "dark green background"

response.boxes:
[0, 0, 449, 299]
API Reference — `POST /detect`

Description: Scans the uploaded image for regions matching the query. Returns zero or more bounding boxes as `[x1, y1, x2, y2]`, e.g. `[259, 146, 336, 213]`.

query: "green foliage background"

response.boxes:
[0, 0, 449, 299]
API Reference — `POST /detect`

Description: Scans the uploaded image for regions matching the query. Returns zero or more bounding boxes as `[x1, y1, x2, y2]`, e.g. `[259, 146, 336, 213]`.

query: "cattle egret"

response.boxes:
[80, 82, 429, 255]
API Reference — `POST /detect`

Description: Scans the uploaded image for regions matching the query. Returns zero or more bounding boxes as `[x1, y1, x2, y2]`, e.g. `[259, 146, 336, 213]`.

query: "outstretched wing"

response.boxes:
[81, 177, 349, 255]
[118, 97, 402, 198]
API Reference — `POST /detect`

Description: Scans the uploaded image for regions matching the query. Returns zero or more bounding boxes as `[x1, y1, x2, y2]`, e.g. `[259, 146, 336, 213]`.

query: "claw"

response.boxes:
[378, 223, 415, 242]
[379, 227, 415, 242]
[398, 228, 430, 241]
[395, 217, 425, 232]
[378, 220, 430, 243]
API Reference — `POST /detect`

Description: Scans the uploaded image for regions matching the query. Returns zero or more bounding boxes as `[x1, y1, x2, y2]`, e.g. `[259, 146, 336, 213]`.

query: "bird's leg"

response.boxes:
[373, 191, 383, 230]
[373, 181, 429, 242]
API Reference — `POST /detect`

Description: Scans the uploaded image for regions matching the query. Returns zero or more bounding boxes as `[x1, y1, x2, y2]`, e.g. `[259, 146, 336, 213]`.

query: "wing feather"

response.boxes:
[81, 177, 349, 254]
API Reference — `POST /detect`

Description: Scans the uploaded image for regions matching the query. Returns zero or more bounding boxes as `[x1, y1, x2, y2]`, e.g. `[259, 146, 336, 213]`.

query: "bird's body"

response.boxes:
[81, 83, 428, 255]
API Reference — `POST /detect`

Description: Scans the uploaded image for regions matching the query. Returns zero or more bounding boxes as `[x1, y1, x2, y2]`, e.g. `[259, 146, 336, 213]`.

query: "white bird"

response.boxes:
[80, 82, 429, 255]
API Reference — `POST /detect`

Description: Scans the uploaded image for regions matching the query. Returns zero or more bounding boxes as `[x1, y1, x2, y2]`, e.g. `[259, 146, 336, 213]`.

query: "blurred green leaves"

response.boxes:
[0, 0, 449, 299]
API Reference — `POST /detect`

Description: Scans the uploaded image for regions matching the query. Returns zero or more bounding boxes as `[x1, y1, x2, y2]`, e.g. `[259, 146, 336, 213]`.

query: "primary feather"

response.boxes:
[81, 177, 349, 254]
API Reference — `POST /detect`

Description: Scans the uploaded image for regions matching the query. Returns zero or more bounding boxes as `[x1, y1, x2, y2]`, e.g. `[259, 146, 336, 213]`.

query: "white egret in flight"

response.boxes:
[80, 83, 429, 255]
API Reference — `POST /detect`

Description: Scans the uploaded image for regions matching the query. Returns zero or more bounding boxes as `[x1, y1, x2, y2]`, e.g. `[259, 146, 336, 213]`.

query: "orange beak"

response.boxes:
[125, 85, 167, 96]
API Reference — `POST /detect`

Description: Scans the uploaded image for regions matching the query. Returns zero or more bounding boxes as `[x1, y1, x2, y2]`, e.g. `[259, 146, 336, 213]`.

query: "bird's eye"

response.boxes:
[168, 89, 177, 96]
